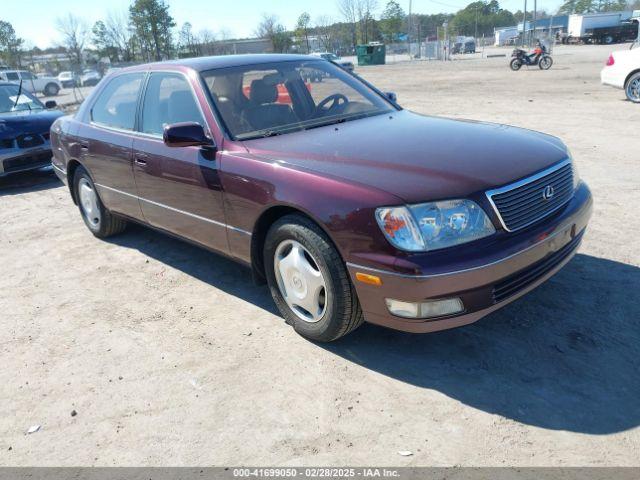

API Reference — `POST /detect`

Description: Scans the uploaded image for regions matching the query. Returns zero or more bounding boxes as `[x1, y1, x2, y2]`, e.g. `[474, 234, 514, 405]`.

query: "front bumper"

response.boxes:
[347, 182, 593, 333]
[0, 146, 53, 178]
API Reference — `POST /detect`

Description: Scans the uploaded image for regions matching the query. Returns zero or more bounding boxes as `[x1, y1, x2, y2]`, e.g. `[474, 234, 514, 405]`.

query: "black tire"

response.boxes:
[264, 214, 364, 342]
[539, 55, 553, 70]
[44, 83, 59, 96]
[73, 166, 127, 238]
[603, 35, 614, 45]
[510, 58, 523, 71]
[625, 72, 640, 103]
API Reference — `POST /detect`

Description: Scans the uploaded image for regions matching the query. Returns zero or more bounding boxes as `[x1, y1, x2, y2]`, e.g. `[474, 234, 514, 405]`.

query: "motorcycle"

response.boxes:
[510, 46, 553, 71]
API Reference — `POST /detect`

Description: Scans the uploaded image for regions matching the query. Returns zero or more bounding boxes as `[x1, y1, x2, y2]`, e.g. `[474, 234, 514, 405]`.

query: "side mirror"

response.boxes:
[385, 91, 398, 102]
[163, 122, 215, 149]
[45, 100, 57, 109]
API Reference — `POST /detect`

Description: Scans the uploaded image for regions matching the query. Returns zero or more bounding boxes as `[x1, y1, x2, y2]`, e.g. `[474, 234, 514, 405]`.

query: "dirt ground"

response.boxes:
[1, 44, 639, 466]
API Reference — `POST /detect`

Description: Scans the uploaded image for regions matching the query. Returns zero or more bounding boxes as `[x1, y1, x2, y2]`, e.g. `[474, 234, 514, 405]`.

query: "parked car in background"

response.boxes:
[601, 45, 640, 102]
[80, 69, 102, 87]
[0, 82, 64, 177]
[50, 54, 592, 341]
[453, 39, 476, 54]
[0, 70, 61, 96]
[57, 71, 78, 88]
[311, 52, 355, 73]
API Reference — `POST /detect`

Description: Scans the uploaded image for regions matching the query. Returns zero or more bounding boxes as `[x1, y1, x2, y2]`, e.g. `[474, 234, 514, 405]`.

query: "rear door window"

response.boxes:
[91, 73, 144, 131]
[140, 73, 205, 136]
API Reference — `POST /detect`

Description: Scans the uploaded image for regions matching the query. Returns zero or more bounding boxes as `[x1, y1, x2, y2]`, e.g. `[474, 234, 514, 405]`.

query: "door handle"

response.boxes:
[79, 143, 89, 151]
[134, 154, 148, 167]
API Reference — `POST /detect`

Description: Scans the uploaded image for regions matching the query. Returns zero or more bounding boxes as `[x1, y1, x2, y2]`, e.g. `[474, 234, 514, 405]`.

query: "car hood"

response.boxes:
[0, 109, 64, 139]
[242, 110, 569, 203]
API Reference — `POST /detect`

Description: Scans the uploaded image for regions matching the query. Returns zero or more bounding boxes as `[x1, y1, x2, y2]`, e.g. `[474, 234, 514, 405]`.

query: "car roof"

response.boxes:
[119, 54, 319, 74]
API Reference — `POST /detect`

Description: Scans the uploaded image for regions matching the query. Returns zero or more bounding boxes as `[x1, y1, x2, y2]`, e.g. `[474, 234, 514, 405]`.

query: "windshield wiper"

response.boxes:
[12, 79, 24, 110]
[302, 111, 382, 131]
[237, 125, 303, 140]
[236, 111, 386, 141]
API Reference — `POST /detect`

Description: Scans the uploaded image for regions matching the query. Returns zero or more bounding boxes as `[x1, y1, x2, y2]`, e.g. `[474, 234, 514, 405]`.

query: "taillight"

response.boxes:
[606, 54, 615, 66]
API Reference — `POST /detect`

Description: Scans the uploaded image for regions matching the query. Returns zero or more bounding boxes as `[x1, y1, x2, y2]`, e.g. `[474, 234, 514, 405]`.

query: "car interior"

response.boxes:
[203, 61, 387, 139]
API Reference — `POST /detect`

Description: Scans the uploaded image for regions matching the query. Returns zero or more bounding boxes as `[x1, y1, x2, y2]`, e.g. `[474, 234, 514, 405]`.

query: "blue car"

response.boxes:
[0, 82, 64, 177]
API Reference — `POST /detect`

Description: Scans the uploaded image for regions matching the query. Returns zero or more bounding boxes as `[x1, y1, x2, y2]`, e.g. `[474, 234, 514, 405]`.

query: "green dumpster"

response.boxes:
[356, 43, 386, 66]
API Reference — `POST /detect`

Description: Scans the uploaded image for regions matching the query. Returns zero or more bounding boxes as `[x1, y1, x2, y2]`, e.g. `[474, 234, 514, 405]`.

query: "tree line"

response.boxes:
[1, 0, 639, 70]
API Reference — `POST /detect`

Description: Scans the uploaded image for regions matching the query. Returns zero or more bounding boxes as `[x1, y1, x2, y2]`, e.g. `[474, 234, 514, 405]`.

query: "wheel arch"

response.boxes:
[249, 204, 343, 285]
[624, 68, 640, 88]
[66, 158, 84, 204]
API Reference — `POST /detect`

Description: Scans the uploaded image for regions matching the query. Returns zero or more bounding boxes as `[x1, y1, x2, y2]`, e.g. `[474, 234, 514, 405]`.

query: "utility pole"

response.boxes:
[475, 5, 479, 42]
[408, 0, 413, 60]
[522, 0, 527, 46]
[443, 20, 449, 61]
[533, 0, 537, 43]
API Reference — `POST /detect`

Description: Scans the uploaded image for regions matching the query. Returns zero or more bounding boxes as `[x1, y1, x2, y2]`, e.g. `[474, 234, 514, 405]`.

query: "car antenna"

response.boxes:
[13, 78, 24, 110]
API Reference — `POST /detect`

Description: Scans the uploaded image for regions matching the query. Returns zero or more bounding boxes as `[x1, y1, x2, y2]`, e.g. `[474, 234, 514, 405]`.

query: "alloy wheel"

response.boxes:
[626, 76, 640, 103]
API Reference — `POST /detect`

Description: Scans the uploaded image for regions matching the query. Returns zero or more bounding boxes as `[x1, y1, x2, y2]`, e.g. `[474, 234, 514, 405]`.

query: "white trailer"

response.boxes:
[494, 26, 519, 46]
[568, 11, 633, 41]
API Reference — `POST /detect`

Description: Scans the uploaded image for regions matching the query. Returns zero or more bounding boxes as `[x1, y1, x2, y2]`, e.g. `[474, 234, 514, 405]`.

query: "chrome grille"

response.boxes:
[487, 160, 574, 232]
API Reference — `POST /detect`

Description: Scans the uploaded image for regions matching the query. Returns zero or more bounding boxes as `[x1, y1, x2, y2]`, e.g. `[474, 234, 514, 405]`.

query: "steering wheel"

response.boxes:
[316, 93, 348, 114]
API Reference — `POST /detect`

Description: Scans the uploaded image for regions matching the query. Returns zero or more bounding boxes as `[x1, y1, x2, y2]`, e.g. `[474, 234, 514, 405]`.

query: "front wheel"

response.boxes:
[510, 58, 523, 71]
[264, 214, 364, 342]
[73, 166, 127, 238]
[539, 55, 553, 70]
[625, 72, 640, 103]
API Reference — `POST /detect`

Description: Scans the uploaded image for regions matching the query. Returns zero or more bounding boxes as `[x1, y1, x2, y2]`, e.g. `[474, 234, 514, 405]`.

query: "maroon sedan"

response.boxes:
[50, 54, 593, 341]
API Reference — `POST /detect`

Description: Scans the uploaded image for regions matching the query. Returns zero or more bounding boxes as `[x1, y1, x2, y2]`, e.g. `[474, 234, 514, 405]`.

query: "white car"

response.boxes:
[601, 44, 640, 103]
[0, 70, 61, 97]
[57, 71, 78, 88]
[80, 69, 101, 87]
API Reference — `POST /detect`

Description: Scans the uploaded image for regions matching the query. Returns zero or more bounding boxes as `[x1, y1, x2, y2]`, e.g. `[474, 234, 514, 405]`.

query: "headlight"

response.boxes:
[375, 206, 426, 251]
[568, 151, 580, 190]
[376, 199, 495, 252]
[572, 163, 580, 190]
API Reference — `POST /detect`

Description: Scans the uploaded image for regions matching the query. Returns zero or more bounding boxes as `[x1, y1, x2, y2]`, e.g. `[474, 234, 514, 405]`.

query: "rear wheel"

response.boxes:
[539, 56, 553, 70]
[264, 214, 363, 342]
[510, 58, 523, 71]
[603, 35, 615, 45]
[44, 83, 59, 96]
[625, 72, 640, 103]
[73, 166, 127, 238]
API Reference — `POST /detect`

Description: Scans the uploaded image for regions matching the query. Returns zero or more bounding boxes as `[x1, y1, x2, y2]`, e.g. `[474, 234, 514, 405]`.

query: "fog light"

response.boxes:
[385, 297, 464, 319]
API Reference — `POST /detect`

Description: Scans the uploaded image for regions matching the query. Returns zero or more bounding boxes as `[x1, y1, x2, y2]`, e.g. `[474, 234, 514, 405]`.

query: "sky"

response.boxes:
[4, 0, 564, 49]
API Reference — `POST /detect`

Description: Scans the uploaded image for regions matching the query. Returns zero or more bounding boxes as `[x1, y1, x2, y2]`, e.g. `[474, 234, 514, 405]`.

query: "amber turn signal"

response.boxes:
[355, 272, 382, 286]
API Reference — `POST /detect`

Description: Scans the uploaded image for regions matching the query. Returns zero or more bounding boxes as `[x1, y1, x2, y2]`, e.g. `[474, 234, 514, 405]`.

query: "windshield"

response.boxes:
[201, 60, 395, 140]
[0, 84, 44, 113]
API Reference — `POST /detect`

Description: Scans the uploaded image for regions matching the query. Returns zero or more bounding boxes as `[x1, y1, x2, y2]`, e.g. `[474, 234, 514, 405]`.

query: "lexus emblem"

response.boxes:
[542, 185, 555, 201]
[24, 135, 33, 141]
